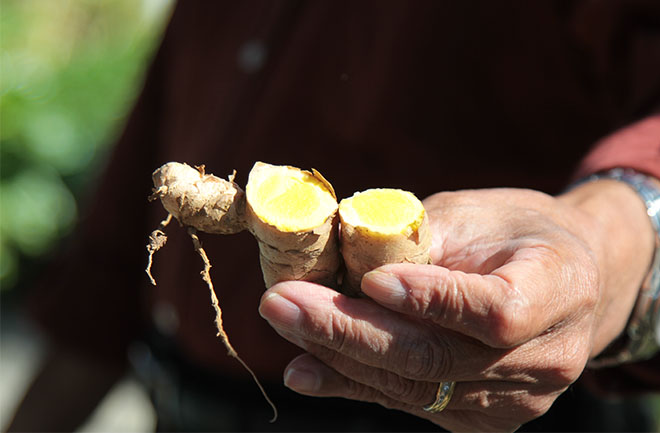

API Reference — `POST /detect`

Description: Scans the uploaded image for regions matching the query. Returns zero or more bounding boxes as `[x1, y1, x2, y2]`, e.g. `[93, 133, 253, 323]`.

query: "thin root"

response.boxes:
[146, 214, 173, 285]
[187, 227, 278, 423]
[148, 185, 168, 202]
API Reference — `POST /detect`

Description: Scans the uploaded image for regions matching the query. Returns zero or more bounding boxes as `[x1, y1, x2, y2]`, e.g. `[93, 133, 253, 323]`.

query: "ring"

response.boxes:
[423, 381, 456, 414]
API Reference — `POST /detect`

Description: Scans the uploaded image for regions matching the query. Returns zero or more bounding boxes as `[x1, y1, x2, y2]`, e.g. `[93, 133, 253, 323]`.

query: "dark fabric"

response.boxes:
[28, 0, 660, 430]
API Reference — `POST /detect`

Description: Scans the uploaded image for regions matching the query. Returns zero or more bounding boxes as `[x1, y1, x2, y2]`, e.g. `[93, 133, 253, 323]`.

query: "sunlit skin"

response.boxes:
[260, 180, 654, 432]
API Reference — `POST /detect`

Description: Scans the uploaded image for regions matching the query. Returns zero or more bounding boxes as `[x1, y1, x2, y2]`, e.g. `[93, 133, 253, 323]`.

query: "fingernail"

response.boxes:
[259, 293, 301, 330]
[361, 270, 408, 305]
[284, 367, 319, 393]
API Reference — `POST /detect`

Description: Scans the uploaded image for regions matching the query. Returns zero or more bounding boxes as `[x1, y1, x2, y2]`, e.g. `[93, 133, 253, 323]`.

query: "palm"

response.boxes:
[424, 188, 573, 275]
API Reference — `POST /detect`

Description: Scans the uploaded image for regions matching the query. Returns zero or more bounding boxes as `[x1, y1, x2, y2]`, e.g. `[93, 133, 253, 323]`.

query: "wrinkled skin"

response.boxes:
[259, 183, 654, 432]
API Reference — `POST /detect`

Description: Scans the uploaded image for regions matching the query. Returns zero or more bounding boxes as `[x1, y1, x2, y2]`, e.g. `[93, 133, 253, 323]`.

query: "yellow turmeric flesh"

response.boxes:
[339, 188, 431, 296]
[338, 188, 426, 236]
[245, 162, 340, 288]
[246, 164, 338, 232]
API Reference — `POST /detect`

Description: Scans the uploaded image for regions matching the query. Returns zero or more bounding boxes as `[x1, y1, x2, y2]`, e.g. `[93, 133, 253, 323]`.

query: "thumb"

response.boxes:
[361, 263, 534, 348]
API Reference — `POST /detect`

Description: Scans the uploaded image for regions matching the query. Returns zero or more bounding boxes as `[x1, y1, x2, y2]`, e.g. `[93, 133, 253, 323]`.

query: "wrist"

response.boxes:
[559, 173, 655, 358]
[561, 169, 659, 366]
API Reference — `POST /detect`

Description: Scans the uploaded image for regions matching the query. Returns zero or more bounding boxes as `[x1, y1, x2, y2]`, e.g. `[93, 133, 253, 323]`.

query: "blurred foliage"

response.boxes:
[1, 0, 173, 293]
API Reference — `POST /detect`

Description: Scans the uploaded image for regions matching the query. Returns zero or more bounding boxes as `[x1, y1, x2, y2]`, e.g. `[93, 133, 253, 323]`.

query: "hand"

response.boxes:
[259, 184, 653, 432]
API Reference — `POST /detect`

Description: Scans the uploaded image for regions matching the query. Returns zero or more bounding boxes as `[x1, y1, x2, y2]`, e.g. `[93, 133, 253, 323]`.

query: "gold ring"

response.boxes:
[423, 381, 456, 413]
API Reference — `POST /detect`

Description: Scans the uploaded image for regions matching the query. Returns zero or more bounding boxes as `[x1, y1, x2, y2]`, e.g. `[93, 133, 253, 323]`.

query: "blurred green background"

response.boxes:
[1, 0, 173, 296]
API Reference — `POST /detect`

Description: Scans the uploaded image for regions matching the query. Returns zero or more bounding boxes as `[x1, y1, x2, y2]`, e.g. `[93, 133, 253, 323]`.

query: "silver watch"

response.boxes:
[575, 168, 660, 368]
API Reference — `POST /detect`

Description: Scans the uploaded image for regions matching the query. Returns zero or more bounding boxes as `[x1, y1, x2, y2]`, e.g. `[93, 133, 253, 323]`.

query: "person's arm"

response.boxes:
[5, 348, 126, 432]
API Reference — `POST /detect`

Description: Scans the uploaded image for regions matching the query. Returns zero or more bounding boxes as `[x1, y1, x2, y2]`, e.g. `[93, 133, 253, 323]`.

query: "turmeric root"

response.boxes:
[146, 161, 340, 422]
[149, 161, 340, 287]
[145, 162, 432, 421]
[245, 162, 340, 288]
[338, 188, 431, 296]
[150, 162, 246, 235]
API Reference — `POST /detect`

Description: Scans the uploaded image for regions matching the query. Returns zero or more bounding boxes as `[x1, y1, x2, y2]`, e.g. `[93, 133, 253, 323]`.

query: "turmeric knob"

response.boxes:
[338, 188, 431, 296]
[245, 161, 341, 288]
[151, 162, 246, 234]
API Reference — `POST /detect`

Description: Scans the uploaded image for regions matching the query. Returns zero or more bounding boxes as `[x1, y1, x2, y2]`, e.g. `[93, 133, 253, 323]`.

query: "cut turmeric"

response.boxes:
[145, 162, 432, 421]
[245, 162, 340, 288]
[146, 161, 340, 422]
[148, 161, 340, 288]
[338, 188, 431, 296]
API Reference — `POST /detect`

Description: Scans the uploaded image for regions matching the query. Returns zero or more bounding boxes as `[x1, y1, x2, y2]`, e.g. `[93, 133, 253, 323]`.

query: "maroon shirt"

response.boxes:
[30, 0, 660, 395]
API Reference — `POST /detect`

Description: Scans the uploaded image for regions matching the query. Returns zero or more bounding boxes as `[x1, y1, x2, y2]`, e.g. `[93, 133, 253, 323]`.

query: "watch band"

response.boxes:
[574, 168, 660, 368]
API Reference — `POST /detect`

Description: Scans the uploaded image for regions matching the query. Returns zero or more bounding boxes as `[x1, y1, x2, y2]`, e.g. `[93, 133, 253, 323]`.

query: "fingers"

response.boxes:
[259, 281, 460, 380]
[282, 330, 572, 410]
[362, 264, 519, 347]
[282, 353, 440, 423]
[260, 281, 473, 381]
[260, 278, 584, 432]
[260, 279, 590, 384]
[361, 248, 590, 348]
[284, 353, 548, 432]
[286, 352, 557, 416]
[283, 353, 440, 413]
[284, 344, 439, 407]
[260, 281, 521, 382]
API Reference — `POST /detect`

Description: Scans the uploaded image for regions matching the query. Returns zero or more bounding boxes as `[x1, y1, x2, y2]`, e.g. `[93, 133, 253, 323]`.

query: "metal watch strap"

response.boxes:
[574, 168, 660, 368]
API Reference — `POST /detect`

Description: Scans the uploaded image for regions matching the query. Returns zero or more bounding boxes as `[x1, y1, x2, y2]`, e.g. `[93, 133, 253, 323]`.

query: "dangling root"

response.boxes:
[187, 227, 278, 423]
[146, 214, 173, 285]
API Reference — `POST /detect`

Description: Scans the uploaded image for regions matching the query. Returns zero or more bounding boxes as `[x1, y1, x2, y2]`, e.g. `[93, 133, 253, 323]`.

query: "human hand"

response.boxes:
[259, 185, 653, 432]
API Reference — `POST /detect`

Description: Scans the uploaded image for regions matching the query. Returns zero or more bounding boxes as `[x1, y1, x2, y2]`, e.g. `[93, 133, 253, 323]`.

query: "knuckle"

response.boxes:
[464, 387, 552, 423]
[397, 331, 453, 380]
[552, 361, 585, 388]
[549, 337, 590, 387]
[425, 271, 462, 322]
[343, 379, 411, 413]
[401, 268, 454, 323]
[327, 311, 357, 354]
[552, 365, 583, 388]
[484, 293, 532, 348]
[331, 322, 349, 353]
[344, 378, 373, 401]
[381, 373, 430, 405]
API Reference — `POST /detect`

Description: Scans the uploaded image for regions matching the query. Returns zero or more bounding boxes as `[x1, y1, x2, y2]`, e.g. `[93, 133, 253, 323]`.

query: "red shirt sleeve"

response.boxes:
[574, 114, 660, 180]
